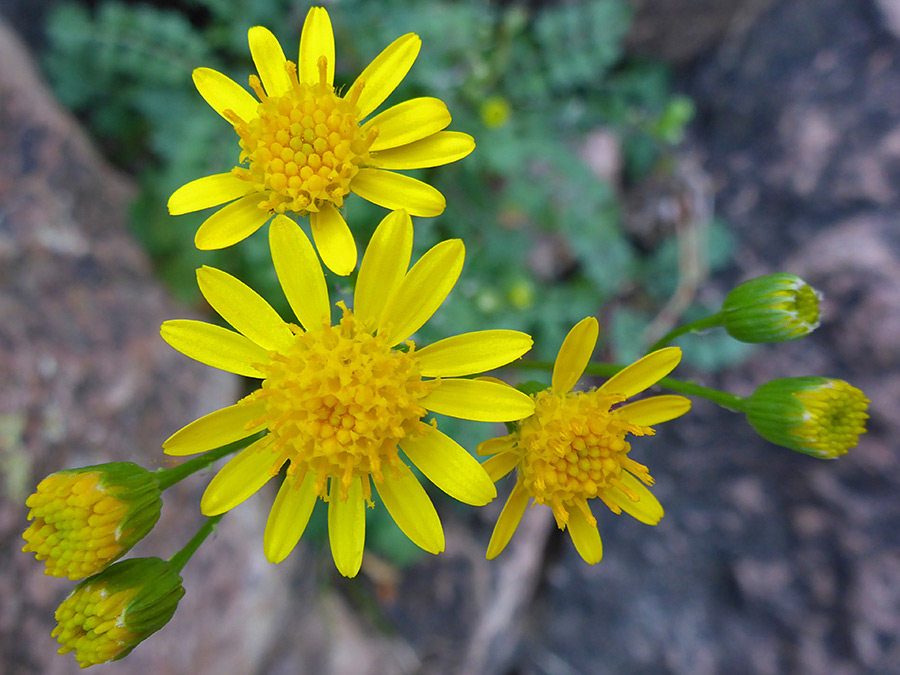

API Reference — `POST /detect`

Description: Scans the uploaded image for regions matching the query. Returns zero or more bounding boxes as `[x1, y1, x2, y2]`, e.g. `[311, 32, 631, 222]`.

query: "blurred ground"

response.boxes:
[2, 0, 899, 674]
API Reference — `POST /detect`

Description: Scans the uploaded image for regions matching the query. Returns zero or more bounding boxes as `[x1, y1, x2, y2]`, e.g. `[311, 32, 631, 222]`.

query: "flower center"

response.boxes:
[53, 583, 138, 666]
[516, 390, 654, 527]
[23, 472, 128, 579]
[252, 305, 435, 502]
[793, 381, 869, 457]
[229, 58, 376, 215]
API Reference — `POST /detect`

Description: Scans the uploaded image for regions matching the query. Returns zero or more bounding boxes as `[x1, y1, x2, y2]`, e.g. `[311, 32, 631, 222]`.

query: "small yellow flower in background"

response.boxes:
[744, 377, 869, 458]
[479, 317, 691, 564]
[52, 557, 184, 668]
[480, 96, 511, 129]
[159, 210, 534, 577]
[22, 463, 162, 580]
[720, 273, 822, 343]
[168, 6, 476, 276]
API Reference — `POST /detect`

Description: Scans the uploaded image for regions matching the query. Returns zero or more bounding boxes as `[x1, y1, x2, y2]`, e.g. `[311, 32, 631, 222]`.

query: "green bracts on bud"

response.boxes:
[720, 273, 822, 343]
[744, 377, 869, 458]
[52, 557, 184, 668]
[23, 462, 163, 580]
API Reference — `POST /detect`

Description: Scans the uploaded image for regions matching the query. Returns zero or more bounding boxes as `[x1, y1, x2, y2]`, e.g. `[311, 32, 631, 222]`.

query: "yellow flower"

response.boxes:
[168, 7, 475, 276]
[159, 210, 534, 577]
[479, 317, 691, 564]
[52, 557, 184, 668]
[744, 377, 869, 458]
[22, 463, 162, 580]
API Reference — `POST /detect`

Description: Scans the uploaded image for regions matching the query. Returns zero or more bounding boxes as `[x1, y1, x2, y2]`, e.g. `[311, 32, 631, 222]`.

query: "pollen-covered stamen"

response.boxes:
[249, 303, 436, 503]
[515, 390, 655, 529]
[230, 58, 378, 216]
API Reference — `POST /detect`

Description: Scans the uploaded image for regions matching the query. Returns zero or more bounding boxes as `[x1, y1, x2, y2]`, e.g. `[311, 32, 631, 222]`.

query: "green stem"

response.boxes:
[168, 514, 224, 575]
[515, 360, 747, 412]
[154, 434, 262, 491]
[647, 313, 724, 352]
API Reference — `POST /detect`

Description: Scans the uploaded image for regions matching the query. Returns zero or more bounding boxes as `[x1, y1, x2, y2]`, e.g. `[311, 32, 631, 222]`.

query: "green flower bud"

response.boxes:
[52, 557, 184, 668]
[744, 377, 869, 458]
[23, 463, 162, 580]
[720, 273, 822, 343]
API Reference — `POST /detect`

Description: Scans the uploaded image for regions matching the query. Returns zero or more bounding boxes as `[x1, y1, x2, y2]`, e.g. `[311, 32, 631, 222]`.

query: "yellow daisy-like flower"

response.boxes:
[479, 317, 691, 564]
[159, 210, 534, 577]
[169, 6, 475, 276]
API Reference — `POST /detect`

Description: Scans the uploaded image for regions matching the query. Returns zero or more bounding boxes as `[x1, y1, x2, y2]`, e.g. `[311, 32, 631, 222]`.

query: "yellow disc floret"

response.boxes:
[229, 57, 376, 215]
[515, 390, 654, 528]
[53, 584, 139, 667]
[23, 472, 128, 580]
[252, 304, 435, 502]
[792, 380, 870, 457]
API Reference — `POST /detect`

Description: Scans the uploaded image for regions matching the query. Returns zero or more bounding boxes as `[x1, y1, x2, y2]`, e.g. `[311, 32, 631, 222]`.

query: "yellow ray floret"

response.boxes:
[480, 317, 692, 564]
[168, 6, 475, 276]
[160, 210, 533, 577]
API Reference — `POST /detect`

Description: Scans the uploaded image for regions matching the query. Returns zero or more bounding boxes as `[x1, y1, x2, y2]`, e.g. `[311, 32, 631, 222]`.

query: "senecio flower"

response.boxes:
[53, 557, 183, 668]
[169, 7, 475, 276]
[479, 317, 691, 563]
[160, 210, 534, 576]
[22, 463, 162, 580]
[744, 377, 869, 458]
[720, 273, 822, 343]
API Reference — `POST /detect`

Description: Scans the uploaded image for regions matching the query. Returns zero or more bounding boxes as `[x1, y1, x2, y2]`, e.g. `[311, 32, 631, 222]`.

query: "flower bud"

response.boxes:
[23, 463, 162, 580]
[52, 557, 184, 668]
[744, 377, 869, 458]
[720, 273, 822, 343]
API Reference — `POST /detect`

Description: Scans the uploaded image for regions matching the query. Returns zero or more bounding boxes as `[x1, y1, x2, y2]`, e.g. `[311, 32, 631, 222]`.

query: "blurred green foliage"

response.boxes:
[42, 0, 739, 565]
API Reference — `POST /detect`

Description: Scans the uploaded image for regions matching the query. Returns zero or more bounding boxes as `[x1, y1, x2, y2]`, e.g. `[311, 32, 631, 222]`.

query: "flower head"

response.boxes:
[22, 463, 162, 580]
[479, 317, 691, 563]
[720, 273, 822, 343]
[52, 557, 184, 668]
[169, 7, 475, 276]
[160, 210, 534, 576]
[744, 377, 869, 458]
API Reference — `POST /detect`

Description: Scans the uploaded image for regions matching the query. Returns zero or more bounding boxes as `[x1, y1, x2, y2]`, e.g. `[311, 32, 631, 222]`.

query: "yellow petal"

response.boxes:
[191, 67, 259, 123]
[200, 438, 281, 515]
[375, 465, 444, 554]
[351, 33, 421, 119]
[486, 482, 529, 560]
[196, 266, 293, 351]
[298, 7, 334, 86]
[328, 477, 365, 578]
[163, 399, 268, 456]
[160, 320, 269, 378]
[598, 346, 682, 399]
[481, 451, 519, 483]
[552, 316, 599, 394]
[378, 239, 464, 345]
[354, 210, 413, 327]
[416, 330, 533, 377]
[363, 97, 451, 152]
[309, 204, 357, 276]
[168, 173, 253, 215]
[476, 435, 516, 457]
[566, 505, 603, 564]
[351, 168, 445, 216]
[371, 132, 475, 170]
[269, 215, 330, 331]
[194, 194, 271, 250]
[248, 26, 290, 97]
[607, 473, 664, 525]
[421, 379, 534, 422]
[616, 395, 692, 426]
[400, 426, 496, 506]
[264, 472, 318, 563]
